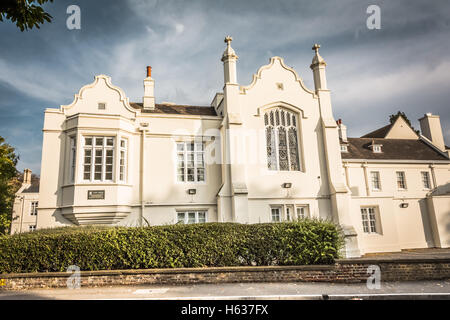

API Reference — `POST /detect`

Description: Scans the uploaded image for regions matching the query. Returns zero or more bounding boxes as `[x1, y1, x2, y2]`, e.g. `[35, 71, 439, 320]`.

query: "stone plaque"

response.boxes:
[87, 190, 105, 200]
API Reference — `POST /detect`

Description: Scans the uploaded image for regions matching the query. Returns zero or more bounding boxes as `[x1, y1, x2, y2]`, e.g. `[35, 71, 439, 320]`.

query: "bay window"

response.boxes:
[83, 136, 115, 182]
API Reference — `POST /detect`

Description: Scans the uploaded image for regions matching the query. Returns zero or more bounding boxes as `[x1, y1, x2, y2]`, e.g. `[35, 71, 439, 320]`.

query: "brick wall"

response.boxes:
[1, 259, 449, 290]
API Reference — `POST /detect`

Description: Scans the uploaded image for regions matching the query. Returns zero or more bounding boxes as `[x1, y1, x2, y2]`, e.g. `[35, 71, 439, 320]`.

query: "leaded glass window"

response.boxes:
[264, 108, 301, 171]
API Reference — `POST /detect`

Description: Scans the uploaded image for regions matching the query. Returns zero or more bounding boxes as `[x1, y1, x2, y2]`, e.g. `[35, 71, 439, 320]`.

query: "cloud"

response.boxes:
[1, 0, 450, 174]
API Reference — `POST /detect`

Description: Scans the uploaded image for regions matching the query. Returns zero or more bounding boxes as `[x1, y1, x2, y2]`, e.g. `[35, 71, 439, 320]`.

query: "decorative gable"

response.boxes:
[60, 75, 137, 119]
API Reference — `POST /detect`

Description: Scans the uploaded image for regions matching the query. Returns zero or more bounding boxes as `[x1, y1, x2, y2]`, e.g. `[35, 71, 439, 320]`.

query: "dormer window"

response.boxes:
[340, 144, 348, 152]
[372, 145, 382, 153]
[369, 141, 382, 153]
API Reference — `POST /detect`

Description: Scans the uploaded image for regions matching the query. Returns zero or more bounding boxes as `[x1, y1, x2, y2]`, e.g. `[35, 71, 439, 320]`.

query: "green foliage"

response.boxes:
[0, 136, 20, 235]
[0, 0, 54, 31]
[0, 220, 343, 273]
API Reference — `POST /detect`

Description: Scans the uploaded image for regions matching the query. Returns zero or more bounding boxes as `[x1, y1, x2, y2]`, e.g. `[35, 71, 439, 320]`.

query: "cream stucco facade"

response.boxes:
[12, 38, 450, 257]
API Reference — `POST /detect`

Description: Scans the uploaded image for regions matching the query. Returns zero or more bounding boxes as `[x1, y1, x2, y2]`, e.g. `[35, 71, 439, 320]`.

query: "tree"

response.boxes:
[0, 0, 54, 31]
[0, 136, 20, 234]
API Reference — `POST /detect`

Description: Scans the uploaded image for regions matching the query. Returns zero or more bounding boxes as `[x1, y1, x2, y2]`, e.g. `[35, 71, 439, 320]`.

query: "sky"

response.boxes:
[1, 0, 450, 174]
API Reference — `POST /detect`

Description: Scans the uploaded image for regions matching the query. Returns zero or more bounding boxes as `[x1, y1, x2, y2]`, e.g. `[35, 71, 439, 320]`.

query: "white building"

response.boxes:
[11, 169, 39, 233]
[12, 38, 450, 257]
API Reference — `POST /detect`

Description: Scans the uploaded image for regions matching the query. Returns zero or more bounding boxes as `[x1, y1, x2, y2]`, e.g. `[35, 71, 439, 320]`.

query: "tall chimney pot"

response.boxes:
[146, 66, 152, 78]
[23, 169, 32, 185]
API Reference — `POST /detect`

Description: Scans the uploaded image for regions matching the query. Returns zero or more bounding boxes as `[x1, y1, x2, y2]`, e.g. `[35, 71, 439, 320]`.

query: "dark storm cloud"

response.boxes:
[1, 0, 449, 173]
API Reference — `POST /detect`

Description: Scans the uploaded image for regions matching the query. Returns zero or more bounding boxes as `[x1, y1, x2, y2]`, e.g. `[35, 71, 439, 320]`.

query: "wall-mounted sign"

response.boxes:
[87, 190, 105, 200]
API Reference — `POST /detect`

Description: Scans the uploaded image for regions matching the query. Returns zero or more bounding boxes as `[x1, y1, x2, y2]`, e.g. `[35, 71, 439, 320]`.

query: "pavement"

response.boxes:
[0, 280, 449, 300]
[354, 248, 450, 261]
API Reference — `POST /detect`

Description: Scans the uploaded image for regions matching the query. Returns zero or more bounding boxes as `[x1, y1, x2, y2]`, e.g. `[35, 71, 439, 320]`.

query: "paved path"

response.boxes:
[1, 280, 449, 300]
[355, 248, 450, 261]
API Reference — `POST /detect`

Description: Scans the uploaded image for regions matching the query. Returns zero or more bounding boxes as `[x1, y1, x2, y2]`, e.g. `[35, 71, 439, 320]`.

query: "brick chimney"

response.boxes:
[419, 113, 445, 151]
[23, 168, 32, 185]
[143, 66, 155, 110]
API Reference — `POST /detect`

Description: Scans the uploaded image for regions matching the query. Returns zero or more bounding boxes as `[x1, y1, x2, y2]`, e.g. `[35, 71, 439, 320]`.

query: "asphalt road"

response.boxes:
[0, 280, 449, 300]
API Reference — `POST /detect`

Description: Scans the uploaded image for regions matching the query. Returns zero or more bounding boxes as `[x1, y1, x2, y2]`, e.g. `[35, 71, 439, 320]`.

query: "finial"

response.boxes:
[221, 35, 238, 62]
[224, 36, 233, 46]
[312, 44, 321, 53]
[310, 43, 326, 69]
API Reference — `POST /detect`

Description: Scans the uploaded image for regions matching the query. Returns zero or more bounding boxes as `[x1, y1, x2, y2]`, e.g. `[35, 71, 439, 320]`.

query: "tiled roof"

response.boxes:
[341, 138, 449, 161]
[130, 103, 217, 116]
[361, 124, 392, 138]
[22, 182, 40, 193]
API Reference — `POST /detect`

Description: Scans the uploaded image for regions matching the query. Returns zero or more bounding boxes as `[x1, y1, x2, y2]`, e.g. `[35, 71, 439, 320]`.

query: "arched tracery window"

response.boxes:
[264, 108, 300, 171]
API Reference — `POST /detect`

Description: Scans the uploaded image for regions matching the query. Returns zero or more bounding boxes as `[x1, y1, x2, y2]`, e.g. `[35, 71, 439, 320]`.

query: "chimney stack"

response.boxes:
[143, 65, 155, 110]
[419, 113, 445, 151]
[337, 119, 347, 142]
[23, 169, 32, 185]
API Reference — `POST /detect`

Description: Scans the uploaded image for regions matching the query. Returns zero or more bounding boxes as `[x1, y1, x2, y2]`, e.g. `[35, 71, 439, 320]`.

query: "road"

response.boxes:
[0, 280, 449, 300]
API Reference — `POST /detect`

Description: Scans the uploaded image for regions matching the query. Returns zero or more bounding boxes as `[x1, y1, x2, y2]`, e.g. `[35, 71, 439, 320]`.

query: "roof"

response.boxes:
[361, 124, 392, 138]
[130, 103, 217, 116]
[341, 138, 449, 161]
[22, 181, 40, 193]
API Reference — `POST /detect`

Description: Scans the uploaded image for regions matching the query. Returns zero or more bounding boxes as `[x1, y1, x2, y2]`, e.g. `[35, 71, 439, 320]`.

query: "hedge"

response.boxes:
[0, 220, 344, 273]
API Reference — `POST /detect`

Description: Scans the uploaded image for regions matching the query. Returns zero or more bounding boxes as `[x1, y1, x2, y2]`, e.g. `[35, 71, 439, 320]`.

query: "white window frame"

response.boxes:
[119, 138, 128, 182]
[295, 206, 309, 220]
[69, 136, 77, 183]
[372, 145, 382, 153]
[271, 207, 281, 222]
[176, 141, 206, 183]
[340, 144, 348, 152]
[29, 225, 36, 232]
[176, 210, 207, 224]
[396, 171, 407, 190]
[285, 205, 292, 221]
[30, 201, 38, 216]
[360, 207, 380, 234]
[82, 136, 115, 182]
[421, 171, 431, 190]
[370, 171, 381, 191]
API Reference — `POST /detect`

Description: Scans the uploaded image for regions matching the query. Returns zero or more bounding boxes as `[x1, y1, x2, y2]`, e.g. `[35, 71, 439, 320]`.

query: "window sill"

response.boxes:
[62, 183, 133, 188]
[363, 232, 383, 236]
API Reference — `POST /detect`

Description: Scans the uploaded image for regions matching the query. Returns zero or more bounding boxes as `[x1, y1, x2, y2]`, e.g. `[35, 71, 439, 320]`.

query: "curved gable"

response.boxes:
[61, 75, 137, 119]
[240, 56, 315, 97]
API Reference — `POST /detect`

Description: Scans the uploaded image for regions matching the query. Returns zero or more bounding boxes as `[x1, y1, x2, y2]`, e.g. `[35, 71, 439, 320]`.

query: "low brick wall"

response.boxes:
[1, 257, 449, 290]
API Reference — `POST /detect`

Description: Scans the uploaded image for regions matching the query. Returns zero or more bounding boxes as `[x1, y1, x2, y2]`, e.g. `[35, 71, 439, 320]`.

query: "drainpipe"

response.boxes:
[429, 163, 437, 189]
[139, 124, 149, 227]
[343, 162, 350, 190]
[362, 162, 370, 196]
[19, 196, 25, 233]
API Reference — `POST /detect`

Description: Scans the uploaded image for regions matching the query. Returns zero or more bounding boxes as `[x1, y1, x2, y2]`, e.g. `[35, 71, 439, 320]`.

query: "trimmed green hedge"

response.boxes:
[0, 220, 343, 273]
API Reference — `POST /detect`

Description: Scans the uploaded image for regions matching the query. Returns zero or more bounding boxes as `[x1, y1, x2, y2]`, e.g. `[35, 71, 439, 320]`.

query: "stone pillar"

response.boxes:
[311, 44, 361, 257]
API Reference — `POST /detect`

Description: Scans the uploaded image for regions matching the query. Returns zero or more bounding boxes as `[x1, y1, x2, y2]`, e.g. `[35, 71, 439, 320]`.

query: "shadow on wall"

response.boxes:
[418, 198, 435, 247]
[52, 128, 76, 227]
[429, 183, 450, 247]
